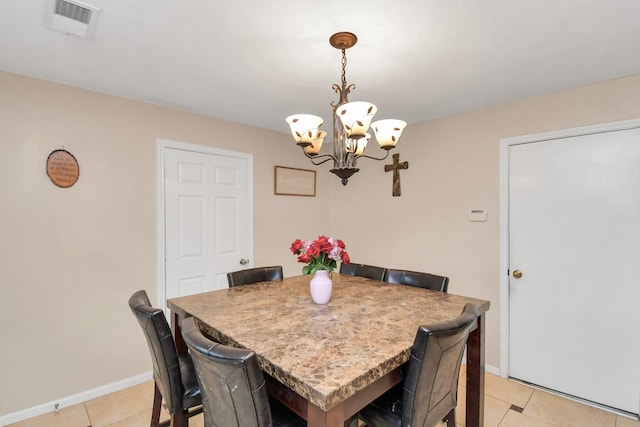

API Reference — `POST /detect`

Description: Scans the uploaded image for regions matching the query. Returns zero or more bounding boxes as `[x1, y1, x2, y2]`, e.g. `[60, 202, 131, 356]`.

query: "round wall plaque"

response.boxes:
[46, 149, 79, 188]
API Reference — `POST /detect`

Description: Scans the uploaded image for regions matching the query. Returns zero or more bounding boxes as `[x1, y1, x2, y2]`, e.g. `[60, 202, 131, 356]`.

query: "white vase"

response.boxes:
[309, 270, 332, 304]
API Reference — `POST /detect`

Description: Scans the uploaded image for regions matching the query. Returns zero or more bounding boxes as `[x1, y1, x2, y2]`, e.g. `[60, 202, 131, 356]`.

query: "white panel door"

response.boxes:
[164, 147, 252, 299]
[508, 124, 640, 415]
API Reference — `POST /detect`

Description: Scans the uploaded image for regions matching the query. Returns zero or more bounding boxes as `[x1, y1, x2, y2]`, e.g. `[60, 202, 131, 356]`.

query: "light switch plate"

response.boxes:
[468, 209, 487, 222]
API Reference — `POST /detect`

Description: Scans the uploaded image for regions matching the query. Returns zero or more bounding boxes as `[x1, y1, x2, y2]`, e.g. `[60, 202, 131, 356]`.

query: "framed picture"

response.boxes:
[274, 166, 316, 196]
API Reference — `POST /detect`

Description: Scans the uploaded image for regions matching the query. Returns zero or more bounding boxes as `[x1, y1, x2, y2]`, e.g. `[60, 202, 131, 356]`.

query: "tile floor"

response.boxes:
[8, 370, 640, 427]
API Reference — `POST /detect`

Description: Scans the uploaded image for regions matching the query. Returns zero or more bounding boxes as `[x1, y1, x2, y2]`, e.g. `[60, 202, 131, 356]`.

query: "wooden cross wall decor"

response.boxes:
[384, 153, 408, 197]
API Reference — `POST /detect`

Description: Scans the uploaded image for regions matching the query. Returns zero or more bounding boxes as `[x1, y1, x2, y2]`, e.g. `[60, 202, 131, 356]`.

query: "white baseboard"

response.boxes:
[0, 371, 152, 426]
[459, 361, 501, 376]
[485, 364, 500, 376]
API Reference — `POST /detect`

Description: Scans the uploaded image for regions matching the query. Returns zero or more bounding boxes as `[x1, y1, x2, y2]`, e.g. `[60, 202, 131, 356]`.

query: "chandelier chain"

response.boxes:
[341, 49, 348, 92]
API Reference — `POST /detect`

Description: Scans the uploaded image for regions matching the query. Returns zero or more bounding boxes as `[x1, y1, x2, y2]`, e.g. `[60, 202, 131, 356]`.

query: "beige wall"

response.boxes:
[330, 73, 640, 372]
[2, 69, 640, 418]
[0, 70, 330, 416]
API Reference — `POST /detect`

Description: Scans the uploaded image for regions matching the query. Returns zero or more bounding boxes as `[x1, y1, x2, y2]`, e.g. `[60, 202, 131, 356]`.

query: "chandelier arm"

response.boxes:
[300, 147, 337, 166]
[355, 149, 392, 162]
[307, 156, 336, 166]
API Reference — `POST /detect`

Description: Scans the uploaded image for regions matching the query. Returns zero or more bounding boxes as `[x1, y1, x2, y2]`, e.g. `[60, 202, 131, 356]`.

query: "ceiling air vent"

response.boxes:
[45, 0, 101, 39]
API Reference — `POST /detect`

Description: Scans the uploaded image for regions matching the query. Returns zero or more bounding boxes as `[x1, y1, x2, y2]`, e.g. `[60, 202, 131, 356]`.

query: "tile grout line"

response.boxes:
[83, 402, 92, 427]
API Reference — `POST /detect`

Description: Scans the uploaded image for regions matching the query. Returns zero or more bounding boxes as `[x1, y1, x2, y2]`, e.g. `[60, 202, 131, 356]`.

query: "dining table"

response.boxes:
[167, 273, 490, 427]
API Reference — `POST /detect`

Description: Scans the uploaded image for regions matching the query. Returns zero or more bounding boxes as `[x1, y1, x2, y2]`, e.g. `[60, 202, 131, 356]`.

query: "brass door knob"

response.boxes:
[512, 270, 523, 279]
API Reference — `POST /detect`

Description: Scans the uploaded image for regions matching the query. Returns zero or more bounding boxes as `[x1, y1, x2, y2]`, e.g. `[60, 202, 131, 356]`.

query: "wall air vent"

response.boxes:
[45, 0, 101, 39]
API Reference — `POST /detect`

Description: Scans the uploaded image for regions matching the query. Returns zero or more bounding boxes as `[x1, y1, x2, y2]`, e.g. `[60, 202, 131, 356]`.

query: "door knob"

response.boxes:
[512, 270, 523, 279]
[240, 258, 249, 265]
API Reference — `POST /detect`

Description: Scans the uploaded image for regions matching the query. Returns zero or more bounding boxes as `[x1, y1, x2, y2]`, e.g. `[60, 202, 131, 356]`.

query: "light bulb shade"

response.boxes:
[371, 119, 407, 149]
[346, 133, 370, 155]
[336, 101, 377, 138]
[304, 130, 326, 155]
[286, 114, 324, 146]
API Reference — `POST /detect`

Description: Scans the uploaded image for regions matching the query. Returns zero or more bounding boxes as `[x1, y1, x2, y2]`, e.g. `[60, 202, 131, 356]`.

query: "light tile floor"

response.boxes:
[8, 371, 640, 427]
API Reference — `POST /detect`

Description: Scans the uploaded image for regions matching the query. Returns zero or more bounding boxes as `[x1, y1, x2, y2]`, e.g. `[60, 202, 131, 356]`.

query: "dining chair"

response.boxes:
[128, 290, 202, 427]
[181, 316, 306, 427]
[383, 268, 449, 292]
[358, 303, 479, 427]
[339, 262, 386, 281]
[227, 265, 284, 287]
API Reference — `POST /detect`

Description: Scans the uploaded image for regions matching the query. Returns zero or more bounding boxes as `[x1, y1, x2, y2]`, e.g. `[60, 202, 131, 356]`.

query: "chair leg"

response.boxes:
[444, 408, 456, 427]
[151, 382, 163, 427]
[171, 410, 188, 427]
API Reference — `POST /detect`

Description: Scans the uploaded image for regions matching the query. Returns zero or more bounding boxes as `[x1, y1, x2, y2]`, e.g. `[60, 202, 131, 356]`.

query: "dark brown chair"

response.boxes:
[128, 290, 202, 427]
[227, 265, 284, 287]
[339, 262, 386, 281]
[359, 303, 479, 427]
[181, 317, 306, 427]
[383, 269, 449, 292]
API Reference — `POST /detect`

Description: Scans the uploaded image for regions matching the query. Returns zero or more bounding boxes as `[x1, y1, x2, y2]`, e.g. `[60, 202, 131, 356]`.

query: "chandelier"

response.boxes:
[285, 32, 407, 185]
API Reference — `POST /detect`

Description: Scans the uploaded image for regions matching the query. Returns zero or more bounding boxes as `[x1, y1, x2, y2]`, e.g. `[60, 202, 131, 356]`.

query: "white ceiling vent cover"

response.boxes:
[45, 0, 101, 39]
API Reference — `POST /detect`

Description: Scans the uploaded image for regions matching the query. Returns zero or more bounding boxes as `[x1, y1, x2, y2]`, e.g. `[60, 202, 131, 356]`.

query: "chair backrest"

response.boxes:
[402, 303, 479, 427]
[128, 290, 184, 414]
[383, 269, 449, 292]
[181, 317, 272, 427]
[227, 266, 283, 287]
[339, 262, 386, 281]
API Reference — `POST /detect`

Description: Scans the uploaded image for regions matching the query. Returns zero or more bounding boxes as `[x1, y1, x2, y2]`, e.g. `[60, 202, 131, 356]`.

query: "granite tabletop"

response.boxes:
[168, 273, 490, 412]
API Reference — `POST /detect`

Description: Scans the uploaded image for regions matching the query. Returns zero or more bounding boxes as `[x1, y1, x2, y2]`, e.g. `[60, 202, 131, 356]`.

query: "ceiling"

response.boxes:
[2, 0, 640, 134]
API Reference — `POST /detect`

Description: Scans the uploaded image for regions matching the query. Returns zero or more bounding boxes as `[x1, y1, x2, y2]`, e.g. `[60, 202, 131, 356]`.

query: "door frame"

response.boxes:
[498, 117, 640, 377]
[156, 138, 254, 311]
